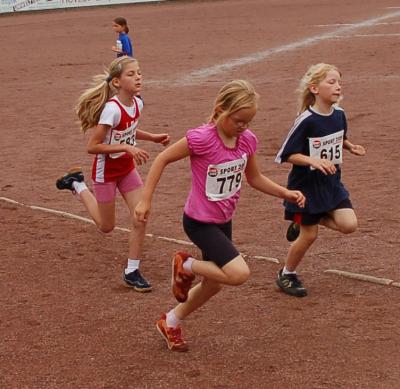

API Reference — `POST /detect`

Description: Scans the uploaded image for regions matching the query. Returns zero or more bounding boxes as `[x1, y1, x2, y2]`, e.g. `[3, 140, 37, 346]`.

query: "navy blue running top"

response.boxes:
[275, 106, 350, 214]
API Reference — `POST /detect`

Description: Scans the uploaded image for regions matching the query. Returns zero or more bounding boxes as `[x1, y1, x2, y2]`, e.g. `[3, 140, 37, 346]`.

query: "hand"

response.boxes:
[153, 133, 171, 146]
[135, 200, 151, 222]
[310, 158, 337, 175]
[111, 45, 122, 53]
[125, 146, 149, 166]
[285, 190, 306, 208]
[349, 144, 366, 156]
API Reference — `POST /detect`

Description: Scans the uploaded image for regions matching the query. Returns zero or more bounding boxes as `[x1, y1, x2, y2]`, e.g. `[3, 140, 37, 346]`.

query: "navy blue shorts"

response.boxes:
[285, 198, 353, 226]
[182, 213, 239, 268]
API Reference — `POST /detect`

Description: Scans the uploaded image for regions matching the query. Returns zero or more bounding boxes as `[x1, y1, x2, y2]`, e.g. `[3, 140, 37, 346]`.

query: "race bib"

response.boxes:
[109, 125, 136, 159]
[308, 130, 344, 170]
[205, 155, 247, 201]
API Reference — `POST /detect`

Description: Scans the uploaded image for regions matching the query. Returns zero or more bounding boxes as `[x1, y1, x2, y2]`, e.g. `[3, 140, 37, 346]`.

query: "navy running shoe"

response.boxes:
[123, 269, 152, 292]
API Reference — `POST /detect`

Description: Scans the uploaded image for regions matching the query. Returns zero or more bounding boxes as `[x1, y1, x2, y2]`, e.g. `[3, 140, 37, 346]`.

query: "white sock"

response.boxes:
[125, 259, 140, 275]
[166, 309, 181, 328]
[183, 257, 195, 274]
[72, 181, 88, 194]
[282, 266, 297, 275]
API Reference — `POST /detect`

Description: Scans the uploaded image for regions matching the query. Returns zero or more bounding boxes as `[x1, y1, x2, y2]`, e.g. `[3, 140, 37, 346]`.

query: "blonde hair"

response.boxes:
[75, 56, 138, 133]
[297, 63, 341, 114]
[209, 80, 259, 124]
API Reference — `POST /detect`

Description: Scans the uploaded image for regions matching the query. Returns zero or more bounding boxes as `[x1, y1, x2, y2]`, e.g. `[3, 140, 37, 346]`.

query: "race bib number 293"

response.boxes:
[109, 125, 136, 159]
[205, 155, 247, 201]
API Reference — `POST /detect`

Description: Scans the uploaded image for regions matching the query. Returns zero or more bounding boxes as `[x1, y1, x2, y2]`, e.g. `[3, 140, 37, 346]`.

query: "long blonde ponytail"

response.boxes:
[75, 56, 138, 133]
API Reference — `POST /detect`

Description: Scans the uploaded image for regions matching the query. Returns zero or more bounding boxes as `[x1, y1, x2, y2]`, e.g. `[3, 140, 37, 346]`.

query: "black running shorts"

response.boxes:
[182, 213, 240, 268]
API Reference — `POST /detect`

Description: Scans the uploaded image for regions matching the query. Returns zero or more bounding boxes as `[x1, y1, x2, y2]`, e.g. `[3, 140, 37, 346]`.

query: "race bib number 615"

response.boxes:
[205, 155, 247, 201]
[308, 130, 344, 170]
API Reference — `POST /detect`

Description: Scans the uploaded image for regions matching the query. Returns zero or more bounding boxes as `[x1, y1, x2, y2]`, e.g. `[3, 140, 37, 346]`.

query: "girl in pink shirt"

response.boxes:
[135, 80, 305, 351]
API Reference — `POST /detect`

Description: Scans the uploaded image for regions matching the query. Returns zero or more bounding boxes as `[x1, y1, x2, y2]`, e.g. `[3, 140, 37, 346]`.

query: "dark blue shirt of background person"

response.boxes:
[118, 32, 133, 57]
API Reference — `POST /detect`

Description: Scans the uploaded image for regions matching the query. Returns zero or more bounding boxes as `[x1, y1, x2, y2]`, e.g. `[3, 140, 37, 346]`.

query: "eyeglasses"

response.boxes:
[228, 115, 252, 129]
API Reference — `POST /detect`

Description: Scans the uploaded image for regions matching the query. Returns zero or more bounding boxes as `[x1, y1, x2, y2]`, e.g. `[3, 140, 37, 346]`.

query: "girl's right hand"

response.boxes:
[135, 200, 151, 222]
[111, 45, 122, 53]
[125, 145, 150, 165]
[310, 158, 337, 175]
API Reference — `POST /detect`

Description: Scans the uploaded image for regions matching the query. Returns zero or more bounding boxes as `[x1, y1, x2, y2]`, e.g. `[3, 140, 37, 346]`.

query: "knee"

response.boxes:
[99, 224, 115, 233]
[301, 230, 318, 246]
[339, 221, 358, 234]
[228, 267, 250, 286]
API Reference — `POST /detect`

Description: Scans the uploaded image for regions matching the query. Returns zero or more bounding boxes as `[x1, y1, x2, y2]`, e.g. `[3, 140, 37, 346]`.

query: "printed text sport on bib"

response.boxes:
[109, 125, 137, 159]
[205, 155, 247, 201]
[308, 130, 344, 170]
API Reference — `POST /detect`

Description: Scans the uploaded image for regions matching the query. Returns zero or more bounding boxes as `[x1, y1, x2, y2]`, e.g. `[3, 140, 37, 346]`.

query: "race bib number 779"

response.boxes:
[205, 155, 247, 201]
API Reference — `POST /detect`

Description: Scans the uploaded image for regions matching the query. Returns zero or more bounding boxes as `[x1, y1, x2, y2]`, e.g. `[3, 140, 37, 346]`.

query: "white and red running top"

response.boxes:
[92, 95, 142, 182]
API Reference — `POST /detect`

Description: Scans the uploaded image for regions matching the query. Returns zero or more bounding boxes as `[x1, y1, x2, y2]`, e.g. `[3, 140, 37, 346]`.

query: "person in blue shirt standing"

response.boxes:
[112, 17, 133, 57]
[275, 63, 366, 298]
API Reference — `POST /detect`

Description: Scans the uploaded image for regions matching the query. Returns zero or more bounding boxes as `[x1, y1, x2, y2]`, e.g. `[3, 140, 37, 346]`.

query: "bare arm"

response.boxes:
[135, 137, 190, 222]
[245, 154, 306, 207]
[287, 153, 337, 175]
[343, 139, 366, 156]
[86, 124, 149, 165]
[136, 128, 171, 146]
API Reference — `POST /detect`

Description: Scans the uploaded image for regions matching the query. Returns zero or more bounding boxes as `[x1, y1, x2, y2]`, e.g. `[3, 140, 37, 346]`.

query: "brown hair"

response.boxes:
[113, 17, 129, 33]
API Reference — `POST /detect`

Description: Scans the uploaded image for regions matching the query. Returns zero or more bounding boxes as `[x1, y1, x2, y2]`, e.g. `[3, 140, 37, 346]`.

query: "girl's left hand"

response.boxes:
[285, 190, 306, 208]
[350, 144, 366, 156]
[153, 133, 171, 146]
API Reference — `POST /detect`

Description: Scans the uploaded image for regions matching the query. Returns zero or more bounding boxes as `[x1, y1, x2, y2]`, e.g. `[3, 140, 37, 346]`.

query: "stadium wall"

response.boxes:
[0, 0, 164, 14]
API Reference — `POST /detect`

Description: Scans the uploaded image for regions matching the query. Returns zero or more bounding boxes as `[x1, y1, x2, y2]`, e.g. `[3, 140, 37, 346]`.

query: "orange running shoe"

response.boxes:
[156, 314, 188, 352]
[171, 252, 195, 303]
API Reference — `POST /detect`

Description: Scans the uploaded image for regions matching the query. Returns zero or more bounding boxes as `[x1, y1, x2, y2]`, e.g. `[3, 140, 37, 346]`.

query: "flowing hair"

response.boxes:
[297, 63, 341, 114]
[75, 56, 138, 133]
[208, 80, 259, 125]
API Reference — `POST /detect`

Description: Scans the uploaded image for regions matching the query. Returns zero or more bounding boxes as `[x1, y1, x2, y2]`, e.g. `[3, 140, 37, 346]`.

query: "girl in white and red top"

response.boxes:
[135, 80, 305, 351]
[56, 56, 170, 292]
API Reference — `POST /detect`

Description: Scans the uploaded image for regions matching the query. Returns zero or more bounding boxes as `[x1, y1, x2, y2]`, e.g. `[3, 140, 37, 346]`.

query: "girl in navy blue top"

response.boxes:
[112, 17, 133, 57]
[275, 63, 366, 297]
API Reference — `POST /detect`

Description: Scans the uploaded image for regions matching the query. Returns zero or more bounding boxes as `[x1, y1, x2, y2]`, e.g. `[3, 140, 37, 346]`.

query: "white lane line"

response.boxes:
[252, 255, 280, 264]
[315, 21, 400, 26]
[1, 196, 189, 246]
[173, 10, 400, 85]
[332, 33, 400, 38]
[325, 269, 400, 287]
[1, 196, 282, 260]
[3, 196, 400, 287]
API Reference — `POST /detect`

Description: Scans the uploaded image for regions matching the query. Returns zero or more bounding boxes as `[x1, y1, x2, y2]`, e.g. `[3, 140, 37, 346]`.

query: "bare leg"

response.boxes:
[191, 255, 250, 286]
[78, 189, 116, 233]
[320, 208, 358, 234]
[174, 278, 223, 319]
[285, 224, 318, 272]
[121, 188, 146, 259]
